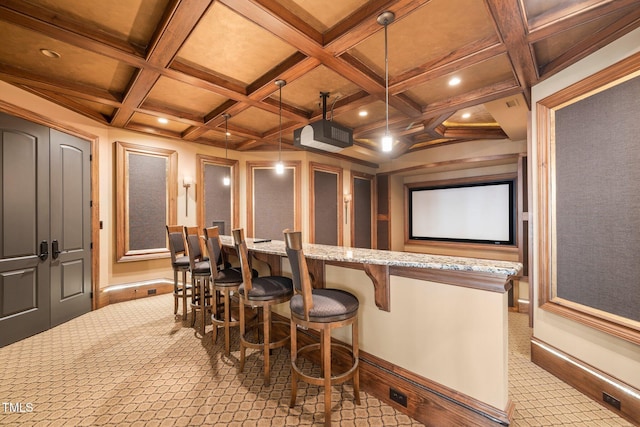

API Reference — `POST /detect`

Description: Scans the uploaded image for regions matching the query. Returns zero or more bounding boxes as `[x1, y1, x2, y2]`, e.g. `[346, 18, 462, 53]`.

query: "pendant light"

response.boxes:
[378, 11, 395, 152]
[275, 79, 286, 175]
[222, 113, 231, 186]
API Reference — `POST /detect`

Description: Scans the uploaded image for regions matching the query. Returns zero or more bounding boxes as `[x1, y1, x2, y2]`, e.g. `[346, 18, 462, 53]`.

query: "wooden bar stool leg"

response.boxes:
[239, 296, 246, 373]
[353, 319, 360, 405]
[223, 289, 231, 355]
[323, 327, 332, 427]
[181, 270, 188, 320]
[173, 269, 179, 315]
[289, 321, 298, 408]
[263, 306, 271, 386]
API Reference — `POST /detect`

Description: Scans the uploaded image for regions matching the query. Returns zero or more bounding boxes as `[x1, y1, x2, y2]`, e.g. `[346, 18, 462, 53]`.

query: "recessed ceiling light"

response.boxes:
[157, 117, 168, 124]
[449, 77, 461, 86]
[40, 49, 61, 59]
[359, 111, 368, 117]
[462, 112, 471, 119]
[226, 131, 231, 136]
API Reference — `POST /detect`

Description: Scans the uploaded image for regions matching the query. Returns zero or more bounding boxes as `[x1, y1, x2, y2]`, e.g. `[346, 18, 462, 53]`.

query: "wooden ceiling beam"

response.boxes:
[484, 0, 537, 107]
[112, 0, 213, 128]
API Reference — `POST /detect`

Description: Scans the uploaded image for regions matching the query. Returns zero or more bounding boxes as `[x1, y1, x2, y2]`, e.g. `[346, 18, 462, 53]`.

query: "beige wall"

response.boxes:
[531, 27, 640, 389]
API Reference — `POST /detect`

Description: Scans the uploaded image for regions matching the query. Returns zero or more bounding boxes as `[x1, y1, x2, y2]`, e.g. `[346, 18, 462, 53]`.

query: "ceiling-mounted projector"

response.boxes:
[293, 92, 353, 153]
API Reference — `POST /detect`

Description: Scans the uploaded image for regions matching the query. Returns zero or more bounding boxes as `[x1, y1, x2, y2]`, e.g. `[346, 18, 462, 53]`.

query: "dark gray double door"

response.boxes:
[0, 112, 92, 347]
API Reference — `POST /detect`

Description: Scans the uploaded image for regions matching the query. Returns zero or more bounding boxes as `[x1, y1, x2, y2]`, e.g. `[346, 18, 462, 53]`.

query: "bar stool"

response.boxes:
[184, 226, 212, 335]
[203, 226, 244, 355]
[166, 225, 191, 320]
[233, 228, 293, 386]
[283, 229, 360, 426]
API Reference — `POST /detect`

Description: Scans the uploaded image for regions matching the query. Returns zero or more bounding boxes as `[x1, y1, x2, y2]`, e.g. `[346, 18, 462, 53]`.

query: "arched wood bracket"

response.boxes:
[327, 261, 390, 312]
[364, 264, 390, 311]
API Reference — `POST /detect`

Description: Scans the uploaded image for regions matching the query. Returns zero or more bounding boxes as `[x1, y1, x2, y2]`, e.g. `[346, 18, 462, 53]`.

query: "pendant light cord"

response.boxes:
[384, 21, 389, 136]
[278, 83, 282, 162]
[224, 115, 229, 159]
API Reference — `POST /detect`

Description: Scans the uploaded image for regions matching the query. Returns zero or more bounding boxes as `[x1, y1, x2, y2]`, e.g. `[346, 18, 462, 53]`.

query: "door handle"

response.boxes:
[52, 240, 61, 259]
[39, 240, 49, 261]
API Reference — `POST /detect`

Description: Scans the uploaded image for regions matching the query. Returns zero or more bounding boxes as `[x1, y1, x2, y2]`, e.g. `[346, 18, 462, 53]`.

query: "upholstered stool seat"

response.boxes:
[233, 228, 293, 386]
[166, 225, 192, 320]
[239, 276, 293, 301]
[284, 229, 360, 427]
[290, 289, 358, 322]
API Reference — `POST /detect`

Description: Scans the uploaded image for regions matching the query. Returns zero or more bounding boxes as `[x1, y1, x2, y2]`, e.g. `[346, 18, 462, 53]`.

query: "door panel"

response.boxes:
[0, 113, 50, 347]
[50, 129, 91, 327]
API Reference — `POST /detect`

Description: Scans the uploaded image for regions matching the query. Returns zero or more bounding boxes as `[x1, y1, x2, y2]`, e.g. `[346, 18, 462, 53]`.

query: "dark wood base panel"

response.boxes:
[531, 337, 640, 425]
[101, 281, 173, 305]
[273, 313, 513, 426]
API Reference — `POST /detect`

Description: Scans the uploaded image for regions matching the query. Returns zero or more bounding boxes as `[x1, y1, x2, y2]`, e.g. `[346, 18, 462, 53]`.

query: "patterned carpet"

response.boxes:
[0, 293, 632, 426]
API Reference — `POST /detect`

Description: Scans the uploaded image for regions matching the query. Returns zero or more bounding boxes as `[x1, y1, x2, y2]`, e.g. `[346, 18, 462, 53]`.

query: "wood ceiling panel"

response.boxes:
[0, 22, 135, 93]
[145, 76, 228, 117]
[276, 65, 361, 112]
[532, 10, 628, 70]
[25, 0, 170, 48]
[347, 0, 499, 76]
[445, 105, 497, 126]
[232, 106, 280, 134]
[129, 112, 191, 133]
[274, 0, 368, 33]
[200, 128, 248, 146]
[339, 100, 394, 129]
[405, 54, 515, 105]
[175, 2, 298, 86]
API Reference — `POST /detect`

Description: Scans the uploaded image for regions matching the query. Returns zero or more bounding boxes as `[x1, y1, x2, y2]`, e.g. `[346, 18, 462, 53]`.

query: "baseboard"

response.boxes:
[101, 279, 174, 305]
[272, 313, 512, 426]
[531, 337, 640, 425]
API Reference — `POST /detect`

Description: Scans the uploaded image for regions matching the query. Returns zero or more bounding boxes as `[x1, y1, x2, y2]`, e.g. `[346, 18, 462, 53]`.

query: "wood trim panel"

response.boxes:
[309, 162, 343, 245]
[536, 51, 640, 344]
[350, 170, 375, 248]
[245, 160, 301, 238]
[531, 337, 640, 425]
[115, 141, 177, 262]
[195, 154, 240, 233]
[273, 312, 513, 426]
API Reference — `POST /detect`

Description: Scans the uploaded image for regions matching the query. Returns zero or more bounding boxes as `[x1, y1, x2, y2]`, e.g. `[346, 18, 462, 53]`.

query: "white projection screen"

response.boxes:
[409, 180, 515, 245]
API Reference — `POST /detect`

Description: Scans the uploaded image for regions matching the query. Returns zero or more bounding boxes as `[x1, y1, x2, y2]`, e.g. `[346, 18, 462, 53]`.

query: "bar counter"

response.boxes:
[221, 235, 522, 426]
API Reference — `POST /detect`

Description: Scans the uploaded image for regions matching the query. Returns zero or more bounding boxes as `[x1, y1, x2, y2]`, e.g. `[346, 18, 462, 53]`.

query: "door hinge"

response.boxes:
[90, 292, 93, 299]
[89, 154, 92, 161]
[90, 242, 93, 249]
[90, 200, 93, 208]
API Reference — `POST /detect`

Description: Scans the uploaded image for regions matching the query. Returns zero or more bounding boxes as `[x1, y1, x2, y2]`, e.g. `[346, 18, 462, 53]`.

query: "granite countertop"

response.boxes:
[220, 236, 522, 277]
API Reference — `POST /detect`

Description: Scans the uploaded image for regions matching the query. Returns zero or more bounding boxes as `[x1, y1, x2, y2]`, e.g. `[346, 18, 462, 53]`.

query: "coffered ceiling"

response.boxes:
[1, 0, 639, 167]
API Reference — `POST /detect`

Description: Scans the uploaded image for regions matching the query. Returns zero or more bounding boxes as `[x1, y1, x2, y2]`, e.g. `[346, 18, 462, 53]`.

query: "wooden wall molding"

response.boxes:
[531, 337, 640, 425]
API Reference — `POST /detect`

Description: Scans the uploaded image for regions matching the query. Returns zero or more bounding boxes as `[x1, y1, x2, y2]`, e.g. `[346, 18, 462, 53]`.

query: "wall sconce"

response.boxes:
[344, 193, 352, 224]
[183, 176, 193, 216]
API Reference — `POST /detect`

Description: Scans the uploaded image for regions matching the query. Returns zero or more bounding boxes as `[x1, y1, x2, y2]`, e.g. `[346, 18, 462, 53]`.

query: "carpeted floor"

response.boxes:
[0, 293, 633, 426]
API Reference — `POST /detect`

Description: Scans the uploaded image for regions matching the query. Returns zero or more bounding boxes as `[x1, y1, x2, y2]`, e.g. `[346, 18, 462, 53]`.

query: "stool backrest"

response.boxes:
[184, 226, 204, 270]
[166, 225, 186, 265]
[203, 226, 224, 271]
[232, 228, 254, 292]
[283, 229, 313, 319]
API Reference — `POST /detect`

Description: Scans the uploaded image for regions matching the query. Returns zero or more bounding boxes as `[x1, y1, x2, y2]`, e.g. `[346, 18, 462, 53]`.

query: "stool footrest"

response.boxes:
[292, 342, 359, 387]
